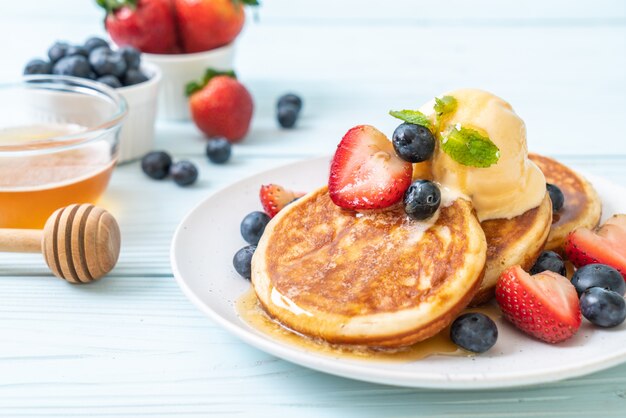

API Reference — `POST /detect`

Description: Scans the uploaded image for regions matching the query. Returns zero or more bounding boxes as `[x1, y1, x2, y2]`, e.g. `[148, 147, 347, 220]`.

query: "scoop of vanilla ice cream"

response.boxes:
[419, 89, 546, 221]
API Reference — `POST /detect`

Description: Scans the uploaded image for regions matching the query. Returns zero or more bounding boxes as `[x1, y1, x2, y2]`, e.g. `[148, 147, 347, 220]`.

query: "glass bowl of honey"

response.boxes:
[0, 75, 127, 229]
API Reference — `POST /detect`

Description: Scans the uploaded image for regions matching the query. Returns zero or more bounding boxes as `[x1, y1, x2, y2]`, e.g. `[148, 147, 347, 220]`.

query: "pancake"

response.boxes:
[529, 153, 601, 252]
[252, 187, 487, 348]
[471, 193, 553, 305]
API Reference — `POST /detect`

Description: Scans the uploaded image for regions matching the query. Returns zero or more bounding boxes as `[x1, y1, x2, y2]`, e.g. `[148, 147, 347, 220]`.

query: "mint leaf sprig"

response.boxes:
[388, 109, 432, 129]
[441, 124, 500, 168]
[434, 95, 457, 118]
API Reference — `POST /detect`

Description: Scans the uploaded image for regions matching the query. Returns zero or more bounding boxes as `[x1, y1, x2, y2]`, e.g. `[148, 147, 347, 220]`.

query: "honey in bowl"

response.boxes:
[0, 123, 116, 229]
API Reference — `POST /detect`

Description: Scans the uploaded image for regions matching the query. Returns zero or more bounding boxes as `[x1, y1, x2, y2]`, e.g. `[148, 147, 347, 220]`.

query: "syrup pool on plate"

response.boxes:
[236, 288, 501, 362]
[0, 123, 115, 229]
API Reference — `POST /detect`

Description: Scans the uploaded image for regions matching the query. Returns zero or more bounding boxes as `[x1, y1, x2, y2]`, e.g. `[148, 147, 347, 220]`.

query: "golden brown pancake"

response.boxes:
[471, 193, 553, 305]
[411, 163, 553, 306]
[252, 187, 487, 348]
[529, 153, 601, 253]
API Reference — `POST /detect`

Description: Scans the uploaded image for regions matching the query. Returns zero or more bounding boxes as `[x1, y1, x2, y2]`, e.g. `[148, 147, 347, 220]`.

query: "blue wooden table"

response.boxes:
[1, 1, 625, 416]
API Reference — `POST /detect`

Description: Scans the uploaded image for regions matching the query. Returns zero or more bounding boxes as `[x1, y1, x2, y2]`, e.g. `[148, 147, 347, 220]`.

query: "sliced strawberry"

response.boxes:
[496, 265, 581, 344]
[565, 226, 626, 281]
[259, 184, 304, 218]
[329, 125, 412, 210]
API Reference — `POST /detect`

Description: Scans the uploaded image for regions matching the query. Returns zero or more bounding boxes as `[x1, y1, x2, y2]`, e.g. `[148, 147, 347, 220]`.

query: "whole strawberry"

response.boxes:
[174, 0, 259, 53]
[496, 265, 581, 344]
[187, 69, 254, 142]
[98, 0, 179, 54]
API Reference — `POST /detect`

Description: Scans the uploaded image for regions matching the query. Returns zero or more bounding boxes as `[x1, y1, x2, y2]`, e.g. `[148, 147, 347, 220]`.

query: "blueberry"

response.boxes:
[277, 103, 299, 128]
[277, 93, 303, 113]
[403, 180, 441, 220]
[123, 69, 149, 86]
[450, 313, 498, 353]
[87, 71, 98, 80]
[66, 45, 89, 58]
[547, 183, 565, 213]
[52, 56, 91, 78]
[23, 59, 52, 75]
[206, 138, 232, 164]
[141, 151, 172, 180]
[571, 264, 625, 296]
[84, 37, 110, 52]
[530, 251, 566, 276]
[89, 47, 127, 78]
[241, 211, 270, 245]
[392, 123, 435, 163]
[48, 41, 70, 63]
[580, 287, 626, 328]
[170, 161, 198, 186]
[233, 245, 256, 280]
[97, 75, 122, 89]
[119, 45, 141, 70]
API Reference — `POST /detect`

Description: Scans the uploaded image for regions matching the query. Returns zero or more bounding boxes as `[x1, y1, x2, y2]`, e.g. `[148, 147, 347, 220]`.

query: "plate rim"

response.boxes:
[170, 156, 626, 389]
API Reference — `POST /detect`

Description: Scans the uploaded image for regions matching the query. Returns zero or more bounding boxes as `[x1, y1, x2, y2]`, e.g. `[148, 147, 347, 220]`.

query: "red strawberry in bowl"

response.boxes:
[565, 214, 626, 280]
[329, 125, 412, 210]
[496, 265, 581, 344]
[259, 184, 304, 218]
[187, 69, 254, 142]
[174, 0, 259, 53]
[98, 0, 180, 54]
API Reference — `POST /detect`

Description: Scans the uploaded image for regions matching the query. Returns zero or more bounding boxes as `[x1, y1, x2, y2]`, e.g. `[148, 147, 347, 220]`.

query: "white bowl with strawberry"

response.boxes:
[99, 0, 258, 120]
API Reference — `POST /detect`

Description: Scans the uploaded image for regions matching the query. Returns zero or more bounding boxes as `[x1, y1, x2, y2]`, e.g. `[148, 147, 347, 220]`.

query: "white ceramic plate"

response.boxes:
[171, 156, 626, 389]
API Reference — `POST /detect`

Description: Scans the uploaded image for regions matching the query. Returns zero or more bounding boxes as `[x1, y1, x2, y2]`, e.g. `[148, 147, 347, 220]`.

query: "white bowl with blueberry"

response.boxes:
[24, 36, 162, 163]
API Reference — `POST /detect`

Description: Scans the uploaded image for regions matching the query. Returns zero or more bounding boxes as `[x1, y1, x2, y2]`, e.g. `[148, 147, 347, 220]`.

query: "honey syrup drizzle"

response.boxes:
[236, 288, 501, 362]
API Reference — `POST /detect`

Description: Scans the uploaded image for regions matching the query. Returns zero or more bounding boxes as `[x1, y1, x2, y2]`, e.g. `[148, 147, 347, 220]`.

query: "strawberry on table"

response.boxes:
[260, 184, 304, 218]
[174, 0, 259, 53]
[329, 125, 412, 210]
[187, 69, 254, 142]
[565, 214, 626, 280]
[98, 0, 180, 54]
[496, 265, 581, 344]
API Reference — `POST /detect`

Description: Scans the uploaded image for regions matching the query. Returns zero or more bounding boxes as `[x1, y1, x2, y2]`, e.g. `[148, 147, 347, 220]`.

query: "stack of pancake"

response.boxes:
[251, 90, 601, 348]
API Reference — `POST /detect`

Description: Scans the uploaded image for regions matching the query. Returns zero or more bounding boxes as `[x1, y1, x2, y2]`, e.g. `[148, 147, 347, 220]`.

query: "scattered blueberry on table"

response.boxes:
[530, 251, 566, 276]
[450, 313, 498, 353]
[580, 287, 626, 328]
[233, 245, 257, 280]
[23, 37, 149, 88]
[403, 179, 441, 220]
[276, 93, 303, 129]
[206, 138, 232, 164]
[170, 161, 199, 187]
[392, 122, 435, 163]
[141, 151, 173, 180]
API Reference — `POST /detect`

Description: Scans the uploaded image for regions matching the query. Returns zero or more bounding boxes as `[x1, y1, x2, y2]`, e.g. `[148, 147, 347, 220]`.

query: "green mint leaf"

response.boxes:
[434, 95, 457, 117]
[388, 109, 431, 128]
[441, 125, 500, 168]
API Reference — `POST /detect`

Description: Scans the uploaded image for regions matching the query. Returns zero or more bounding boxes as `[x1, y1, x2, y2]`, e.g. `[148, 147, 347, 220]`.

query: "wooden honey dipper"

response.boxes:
[0, 204, 121, 284]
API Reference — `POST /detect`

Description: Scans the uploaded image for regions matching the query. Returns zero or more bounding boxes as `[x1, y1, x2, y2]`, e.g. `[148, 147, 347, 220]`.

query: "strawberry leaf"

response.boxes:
[96, 0, 137, 13]
[185, 68, 237, 97]
[388, 109, 431, 128]
[434, 95, 457, 117]
[441, 125, 500, 168]
[236, 0, 261, 5]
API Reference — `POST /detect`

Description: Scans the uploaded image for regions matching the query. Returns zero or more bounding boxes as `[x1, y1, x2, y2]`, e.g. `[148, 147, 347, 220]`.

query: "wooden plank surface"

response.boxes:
[1, 0, 625, 416]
